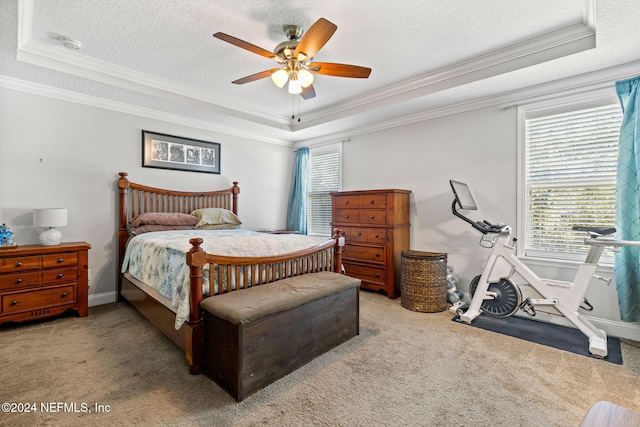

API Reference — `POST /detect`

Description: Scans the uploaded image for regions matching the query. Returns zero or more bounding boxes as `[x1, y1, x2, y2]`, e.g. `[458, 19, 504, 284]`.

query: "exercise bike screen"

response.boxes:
[450, 180, 478, 210]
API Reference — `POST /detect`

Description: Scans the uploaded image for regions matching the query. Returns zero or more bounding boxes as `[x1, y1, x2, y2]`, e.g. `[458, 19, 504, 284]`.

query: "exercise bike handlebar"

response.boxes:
[451, 199, 508, 234]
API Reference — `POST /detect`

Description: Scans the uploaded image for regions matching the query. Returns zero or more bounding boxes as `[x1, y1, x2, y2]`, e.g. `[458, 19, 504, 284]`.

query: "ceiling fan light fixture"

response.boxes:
[297, 69, 314, 88]
[288, 77, 303, 94]
[271, 69, 289, 88]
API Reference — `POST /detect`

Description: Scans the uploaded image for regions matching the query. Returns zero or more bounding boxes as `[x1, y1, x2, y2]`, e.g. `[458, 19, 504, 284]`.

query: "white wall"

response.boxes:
[0, 87, 293, 304]
[341, 104, 640, 341]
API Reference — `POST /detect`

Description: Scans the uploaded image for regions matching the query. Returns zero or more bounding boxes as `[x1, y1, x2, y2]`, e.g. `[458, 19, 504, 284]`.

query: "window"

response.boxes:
[521, 101, 623, 262]
[306, 143, 341, 236]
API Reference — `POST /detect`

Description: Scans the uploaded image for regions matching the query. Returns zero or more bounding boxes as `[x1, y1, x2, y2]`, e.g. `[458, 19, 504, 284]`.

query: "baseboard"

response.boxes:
[461, 292, 640, 342]
[512, 310, 640, 342]
[89, 291, 117, 307]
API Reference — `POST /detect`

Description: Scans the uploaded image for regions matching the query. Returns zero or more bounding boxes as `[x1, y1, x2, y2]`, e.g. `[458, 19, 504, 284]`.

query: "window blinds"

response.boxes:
[524, 103, 622, 259]
[307, 150, 340, 235]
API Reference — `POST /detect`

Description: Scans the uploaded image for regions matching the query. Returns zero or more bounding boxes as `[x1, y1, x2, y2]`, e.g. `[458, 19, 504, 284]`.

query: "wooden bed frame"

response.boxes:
[116, 172, 344, 374]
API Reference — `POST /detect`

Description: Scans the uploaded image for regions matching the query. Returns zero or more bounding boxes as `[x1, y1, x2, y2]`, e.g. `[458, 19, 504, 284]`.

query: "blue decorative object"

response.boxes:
[0, 223, 17, 248]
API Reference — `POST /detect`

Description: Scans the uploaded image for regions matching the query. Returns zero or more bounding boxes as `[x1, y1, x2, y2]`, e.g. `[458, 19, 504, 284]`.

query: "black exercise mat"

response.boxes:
[452, 314, 623, 364]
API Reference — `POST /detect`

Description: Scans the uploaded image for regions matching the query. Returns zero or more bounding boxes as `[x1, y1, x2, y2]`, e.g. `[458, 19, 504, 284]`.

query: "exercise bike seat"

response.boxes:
[571, 226, 616, 237]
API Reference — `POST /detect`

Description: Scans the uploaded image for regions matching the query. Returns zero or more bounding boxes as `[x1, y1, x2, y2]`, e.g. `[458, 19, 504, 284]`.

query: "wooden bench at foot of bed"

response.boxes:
[201, 271, 361, 401]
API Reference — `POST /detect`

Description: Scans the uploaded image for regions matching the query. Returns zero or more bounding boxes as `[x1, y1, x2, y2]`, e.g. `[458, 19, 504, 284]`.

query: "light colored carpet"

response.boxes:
[1, 290, 639, 427]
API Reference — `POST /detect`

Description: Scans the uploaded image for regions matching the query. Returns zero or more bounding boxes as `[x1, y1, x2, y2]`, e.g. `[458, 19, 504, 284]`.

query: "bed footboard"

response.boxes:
[185, 230, 345, 374]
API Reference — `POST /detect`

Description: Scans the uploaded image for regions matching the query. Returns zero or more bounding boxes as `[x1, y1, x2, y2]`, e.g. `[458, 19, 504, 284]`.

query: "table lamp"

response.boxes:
[33, 208, 67, 246]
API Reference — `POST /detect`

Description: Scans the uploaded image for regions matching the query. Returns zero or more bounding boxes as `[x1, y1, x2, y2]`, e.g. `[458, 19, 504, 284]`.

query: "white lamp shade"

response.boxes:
[271, 69, 289, 88]
[297, 69, 314, 88]
[288, 78, 302, 94]
[33, 208, 68, 227]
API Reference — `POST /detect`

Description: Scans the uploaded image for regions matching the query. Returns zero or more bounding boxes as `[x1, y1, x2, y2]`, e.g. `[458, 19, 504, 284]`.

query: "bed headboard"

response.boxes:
[116, 172, 240, 297]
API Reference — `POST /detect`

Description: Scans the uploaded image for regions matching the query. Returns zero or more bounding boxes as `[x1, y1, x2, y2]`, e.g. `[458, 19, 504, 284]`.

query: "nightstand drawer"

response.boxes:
[0, 271, 41, 290]
[43, 252, 78, 268]
[42, 267, 77, 284]
[343, 244, 386, 263]
[2, 284, 76, 314]
[0, 256, 41, 273]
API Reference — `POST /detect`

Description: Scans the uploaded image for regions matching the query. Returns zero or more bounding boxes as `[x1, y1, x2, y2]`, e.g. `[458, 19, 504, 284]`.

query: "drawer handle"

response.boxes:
[344, 200, 349, 205]
[15, 262, 22, 268]
[370, 215, 375, 220]
[57, 273, 64, 279]
[375, 234, 379, 238]
[375, 253, 380, 257]
[10, 300, 17, 306]
[356, 232, 362, 236]
[57, 258, 64, 263]
[15, 278, 22, 284]
[61, 292, 67, 298]
[344, 214, 349, 219]
[376, 274, 381, 278]
[369, 200, 375, 204]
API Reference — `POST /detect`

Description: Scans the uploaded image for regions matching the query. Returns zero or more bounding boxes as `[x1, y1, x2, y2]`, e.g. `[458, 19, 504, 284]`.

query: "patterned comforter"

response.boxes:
[121, 229, 330, 329]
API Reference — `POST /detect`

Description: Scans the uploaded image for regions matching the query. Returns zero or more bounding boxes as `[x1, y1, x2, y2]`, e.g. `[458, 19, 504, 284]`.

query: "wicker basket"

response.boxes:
[401, 250, 448, 313]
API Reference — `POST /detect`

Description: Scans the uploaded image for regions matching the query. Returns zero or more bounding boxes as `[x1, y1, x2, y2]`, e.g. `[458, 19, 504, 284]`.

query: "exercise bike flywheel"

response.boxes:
[469, 275, 522, 317]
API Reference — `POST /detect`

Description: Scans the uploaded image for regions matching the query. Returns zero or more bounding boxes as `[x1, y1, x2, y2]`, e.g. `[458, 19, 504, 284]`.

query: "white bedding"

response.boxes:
[121, 229, 329, 329]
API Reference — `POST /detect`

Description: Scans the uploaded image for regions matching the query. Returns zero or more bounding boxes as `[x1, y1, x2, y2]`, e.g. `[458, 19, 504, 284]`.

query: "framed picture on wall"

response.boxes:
[142, 130, 221, 174]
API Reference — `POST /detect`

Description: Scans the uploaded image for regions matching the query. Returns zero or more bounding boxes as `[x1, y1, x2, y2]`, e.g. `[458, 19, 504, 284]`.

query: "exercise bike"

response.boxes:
[449, 179, 640, 358]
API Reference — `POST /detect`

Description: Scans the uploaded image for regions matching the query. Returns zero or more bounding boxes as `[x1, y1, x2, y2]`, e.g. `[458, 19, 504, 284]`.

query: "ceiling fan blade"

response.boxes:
[308, 62, 372, 78]
[294, 18, 337, 60]
[232, 69, 280, 84]
[213, 32, 283, 61]
[300, 85, 316, 100]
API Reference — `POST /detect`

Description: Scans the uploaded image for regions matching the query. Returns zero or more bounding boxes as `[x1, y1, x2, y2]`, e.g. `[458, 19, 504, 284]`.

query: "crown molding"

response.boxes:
[291, 22, 596, 132]
[17, 0, 597, 135]
[297, 59, 640, 147]
[0, 75, 292, 146]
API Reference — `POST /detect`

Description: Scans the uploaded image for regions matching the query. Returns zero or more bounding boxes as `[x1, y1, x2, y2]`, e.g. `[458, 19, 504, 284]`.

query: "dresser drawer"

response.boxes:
[343, 263, 386, 286]
[0, 271, 41, 290]
[43, 252, 78, 268]
[359, 209, 387, 225]
[42, 267, 78, 284]
[2, 284, 76, 314]
[349, 227, 369, 243]
[358, 194, 387, 209]
[0, 256, 41, 273]
[333, 195, 359, 208]
[335, 209, 360, 224]
[367, 229, 387, 243]
[343, 244, 386, 264]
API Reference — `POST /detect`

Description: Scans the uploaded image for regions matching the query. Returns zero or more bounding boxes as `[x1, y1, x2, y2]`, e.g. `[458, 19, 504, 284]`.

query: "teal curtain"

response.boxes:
[286, 147, 309, 234]
[615, 76, 640, 322]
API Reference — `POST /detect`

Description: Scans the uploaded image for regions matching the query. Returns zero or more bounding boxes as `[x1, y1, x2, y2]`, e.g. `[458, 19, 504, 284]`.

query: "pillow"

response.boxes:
[130, 224, 196, 236]
[130, 212, 199, 228]
[196, 223, 241, 230]
[190, 208, 242, 229]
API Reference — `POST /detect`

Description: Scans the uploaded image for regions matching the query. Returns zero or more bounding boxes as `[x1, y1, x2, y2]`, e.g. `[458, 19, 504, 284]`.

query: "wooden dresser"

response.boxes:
[331, 189, 411, 299]
[0, 242, 90, 325]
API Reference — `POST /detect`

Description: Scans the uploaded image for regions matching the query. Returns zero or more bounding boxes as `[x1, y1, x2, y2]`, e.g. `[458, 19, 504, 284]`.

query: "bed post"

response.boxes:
[185, 237, 206, 374]
[231, 181, 240, 215]
[333, 228, 344, 273]
[117, 172, 131, 302]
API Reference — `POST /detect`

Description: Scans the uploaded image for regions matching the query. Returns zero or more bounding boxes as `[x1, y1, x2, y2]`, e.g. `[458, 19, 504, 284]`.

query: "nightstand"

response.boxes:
[0, 242, 91, 325]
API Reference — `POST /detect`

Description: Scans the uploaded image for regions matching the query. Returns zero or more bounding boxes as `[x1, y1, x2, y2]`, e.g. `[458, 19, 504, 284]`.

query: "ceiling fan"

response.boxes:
[213, 18, 371, 100]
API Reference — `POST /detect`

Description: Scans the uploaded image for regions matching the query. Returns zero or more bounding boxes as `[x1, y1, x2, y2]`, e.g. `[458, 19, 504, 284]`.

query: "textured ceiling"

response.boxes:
[4, 0, 640, 144]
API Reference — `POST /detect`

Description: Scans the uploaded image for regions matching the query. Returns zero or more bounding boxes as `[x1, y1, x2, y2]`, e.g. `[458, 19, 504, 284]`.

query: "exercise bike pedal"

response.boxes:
[519, 298, 536, 316]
